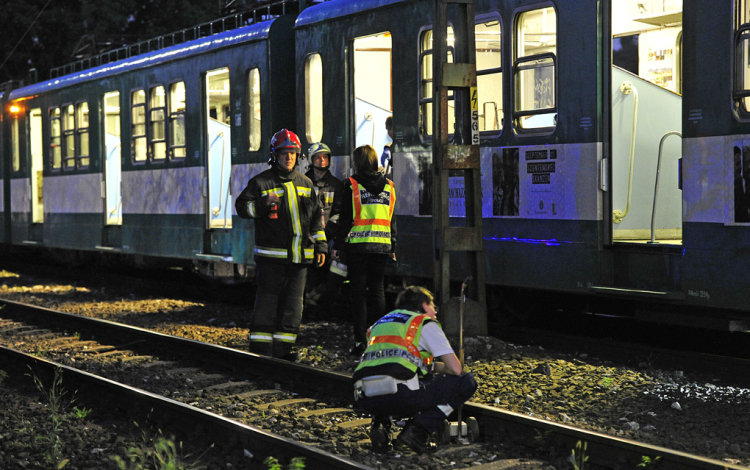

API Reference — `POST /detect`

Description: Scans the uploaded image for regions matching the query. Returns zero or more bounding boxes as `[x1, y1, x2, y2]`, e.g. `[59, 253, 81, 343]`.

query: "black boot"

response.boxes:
[369, 418, 393, 453]
[396, 420, 434, 454]
[247, 339, 272, 356]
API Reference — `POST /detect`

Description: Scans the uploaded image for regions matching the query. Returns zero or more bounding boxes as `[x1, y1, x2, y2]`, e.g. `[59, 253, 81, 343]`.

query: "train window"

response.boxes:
[305, 53, 323, 143]
[62, 104, 76, 169]
[49, 107, 61, 169]
[29, 108, 44, 223]
[103, 91, 123, 226]
[12, 115, 20, 172]
[131, 90, 147, 162]
[612, 2, 681, 94]
[29, 108, 43, 173]
[419, 27, 454, 139]
[205, 67, 232, 229]
[149, 86, 167, 160]
[513, 7, 557, 131]
[353, 32, 392, 150]
[169, 82, 186, 159]
[476, 19, 502, 132]
[77, 102, 89, 168]
[247, 69, 261, 152]
[613, 35, 639, 76]
[735, 1, 750, 114]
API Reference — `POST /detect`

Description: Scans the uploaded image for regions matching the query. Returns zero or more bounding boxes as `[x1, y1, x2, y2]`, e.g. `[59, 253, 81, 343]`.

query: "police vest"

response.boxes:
[347, 177, 395, 249]
[353, 309, 435, 382]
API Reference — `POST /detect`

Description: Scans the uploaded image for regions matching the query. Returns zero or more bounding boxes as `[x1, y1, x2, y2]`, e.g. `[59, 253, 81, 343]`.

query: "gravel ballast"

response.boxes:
[0, 267, 749, 468]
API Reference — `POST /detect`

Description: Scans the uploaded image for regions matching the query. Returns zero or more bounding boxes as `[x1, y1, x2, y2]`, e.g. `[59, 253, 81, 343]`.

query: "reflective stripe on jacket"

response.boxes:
[352, 309, 435, 382]
[347, 176, 395, 250]
[234, 167, 327, 264]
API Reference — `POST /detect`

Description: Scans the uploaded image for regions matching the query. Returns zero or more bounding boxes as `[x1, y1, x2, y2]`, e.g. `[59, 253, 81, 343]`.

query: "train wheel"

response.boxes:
[467, 417, 480, 442]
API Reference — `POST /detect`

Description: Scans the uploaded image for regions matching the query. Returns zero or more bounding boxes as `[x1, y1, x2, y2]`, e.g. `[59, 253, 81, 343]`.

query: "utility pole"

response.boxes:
[432, 0, 487, 337]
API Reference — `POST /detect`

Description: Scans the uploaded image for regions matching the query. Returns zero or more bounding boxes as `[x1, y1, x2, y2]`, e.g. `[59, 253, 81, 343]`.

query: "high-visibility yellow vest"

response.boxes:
[347, 177, 395, 248]
[353, 309, 435, 381]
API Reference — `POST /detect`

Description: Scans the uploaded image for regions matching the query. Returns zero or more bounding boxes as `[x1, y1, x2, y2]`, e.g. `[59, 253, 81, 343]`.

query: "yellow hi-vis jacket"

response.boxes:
[346, 176, 395, 253]
[352, 309, 435, 382]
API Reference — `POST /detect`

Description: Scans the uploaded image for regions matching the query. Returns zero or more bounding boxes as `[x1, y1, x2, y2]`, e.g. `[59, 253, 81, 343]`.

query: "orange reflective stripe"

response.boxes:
[353, 218, 390, 226]
[368, 315, 425, 358]
[370, 335, 421, 357]
[350, 177, 394, 224]
[387, 179, 395, 218]
[350, 177, 362, 223]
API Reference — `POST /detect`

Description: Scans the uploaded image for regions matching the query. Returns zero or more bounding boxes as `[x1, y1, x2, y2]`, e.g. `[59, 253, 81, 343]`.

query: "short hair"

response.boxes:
[353, 145, 379, 174]
[395, 286, 434, 312]
[385, 115, 393, 130]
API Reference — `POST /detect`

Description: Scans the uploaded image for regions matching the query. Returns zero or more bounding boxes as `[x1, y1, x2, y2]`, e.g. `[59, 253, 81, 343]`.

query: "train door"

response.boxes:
[351, 32, 392, 161]
[204, 67, 232, 230]
[610, 0, 683, 245]
[29, 108, 43, 224]
[103, 91, 122, 227]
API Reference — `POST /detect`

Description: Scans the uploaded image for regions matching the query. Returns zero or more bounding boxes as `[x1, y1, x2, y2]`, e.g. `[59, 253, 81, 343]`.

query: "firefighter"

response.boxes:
[304, 142, 345, 312]
[235, 129, 327, 360]
[352, 286, 477, 454]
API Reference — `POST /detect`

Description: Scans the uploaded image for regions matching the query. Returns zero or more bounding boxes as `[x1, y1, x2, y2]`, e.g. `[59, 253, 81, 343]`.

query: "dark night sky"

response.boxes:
[0, 0, 226, 83]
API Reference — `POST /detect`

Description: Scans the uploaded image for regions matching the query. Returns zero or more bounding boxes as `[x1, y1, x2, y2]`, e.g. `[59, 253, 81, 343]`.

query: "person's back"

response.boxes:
[333, 145, 397, 355]
[352, 286, 477, 454]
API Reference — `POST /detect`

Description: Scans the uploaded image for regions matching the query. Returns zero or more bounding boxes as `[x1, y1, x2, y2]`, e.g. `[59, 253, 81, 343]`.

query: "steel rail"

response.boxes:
[0, 298, 745, 470]
[0, 344, 372, 470]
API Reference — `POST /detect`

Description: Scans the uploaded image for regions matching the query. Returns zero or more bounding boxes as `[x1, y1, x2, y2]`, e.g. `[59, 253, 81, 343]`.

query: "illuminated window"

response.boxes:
[514, 7, 557, 131]
[169, 81, 186, 159]
[305, 53, 323, 143]
[77, 102, 89, 167]
[62, 104, 76, 169]
[476, 19, 503, 132]
[247, 69, 261, 151]
[49, 107, 61, 169]
[353, 32, 392, 149]
[735, 0, 750, 114]
[419, 27, 454, 139]
[149, 86, 166, 160]
[12, 115, 20, 172]
[131, 90, 147, 162]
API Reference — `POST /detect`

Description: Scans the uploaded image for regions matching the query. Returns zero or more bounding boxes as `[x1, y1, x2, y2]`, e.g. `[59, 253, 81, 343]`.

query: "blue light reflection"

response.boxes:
[484, 236, 581, 247]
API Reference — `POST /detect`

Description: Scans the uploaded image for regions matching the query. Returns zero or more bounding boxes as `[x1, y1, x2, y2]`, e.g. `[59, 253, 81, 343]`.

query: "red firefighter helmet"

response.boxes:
[270, 128, 301, 154]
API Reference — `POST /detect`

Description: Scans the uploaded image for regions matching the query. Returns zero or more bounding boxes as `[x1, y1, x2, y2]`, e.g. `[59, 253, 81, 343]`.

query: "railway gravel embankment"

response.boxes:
[0, 266, 748, 468]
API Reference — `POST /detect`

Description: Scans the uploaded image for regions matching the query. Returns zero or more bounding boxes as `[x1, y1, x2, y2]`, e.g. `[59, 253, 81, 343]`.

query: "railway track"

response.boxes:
[0, 298, 746, 470]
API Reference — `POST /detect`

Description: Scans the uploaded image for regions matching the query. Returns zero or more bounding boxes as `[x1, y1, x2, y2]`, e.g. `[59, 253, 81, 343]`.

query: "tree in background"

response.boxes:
[0, 0, 221, 83]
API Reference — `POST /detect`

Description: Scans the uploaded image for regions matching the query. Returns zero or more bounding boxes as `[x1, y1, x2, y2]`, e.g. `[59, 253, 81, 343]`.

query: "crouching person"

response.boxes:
[352, 286, 478, 453]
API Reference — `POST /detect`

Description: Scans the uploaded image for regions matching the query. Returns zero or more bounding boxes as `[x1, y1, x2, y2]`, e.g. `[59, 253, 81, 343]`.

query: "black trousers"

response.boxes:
[249, 259, 307, 357]
[347, 252, 388, 344]
[357, 373, 478, 433]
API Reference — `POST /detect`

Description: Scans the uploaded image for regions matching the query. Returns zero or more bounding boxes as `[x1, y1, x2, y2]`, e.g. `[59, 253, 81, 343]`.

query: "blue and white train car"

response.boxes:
[4, 0, 750, 329]
[3, 13, 296, 279]
[293, 0, 750, 329]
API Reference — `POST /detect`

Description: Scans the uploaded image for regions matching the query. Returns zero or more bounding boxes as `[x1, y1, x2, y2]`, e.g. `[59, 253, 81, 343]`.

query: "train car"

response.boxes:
[293, 0, 749, 330]
[3, 0, 750, 330]
[2, 8, 297, 280]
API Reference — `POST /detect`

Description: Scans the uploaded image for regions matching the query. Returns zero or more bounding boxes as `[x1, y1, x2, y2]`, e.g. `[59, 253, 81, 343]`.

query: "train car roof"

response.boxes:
[296, 0, 411, 27]
[9, 18, 276, 101]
